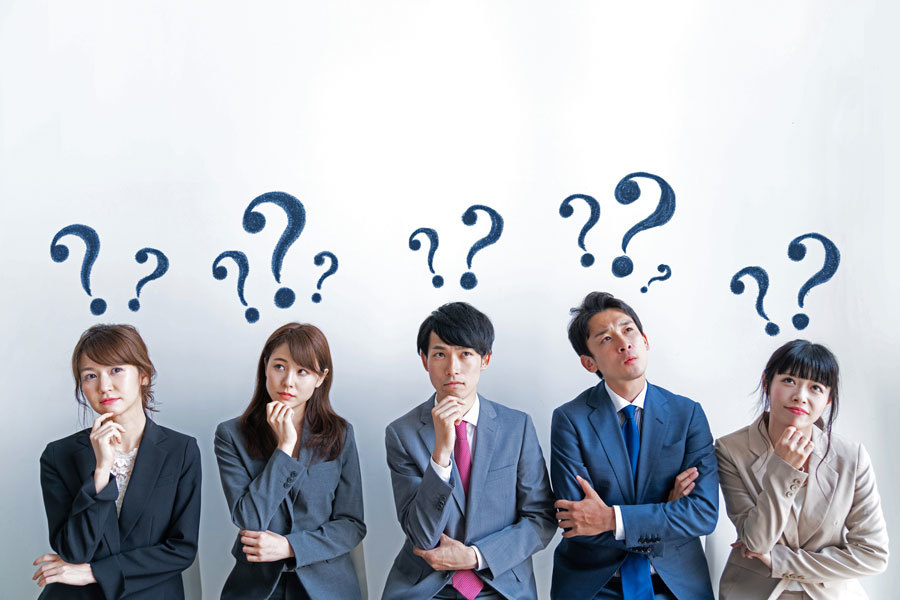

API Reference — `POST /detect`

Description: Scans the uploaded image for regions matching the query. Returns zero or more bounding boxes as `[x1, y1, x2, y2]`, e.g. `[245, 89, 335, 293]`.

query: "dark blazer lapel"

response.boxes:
[417, 397, 466, 516]
[635, 385, 670, 501]
[586, 384, 634, 503]
[466, 396, 497, 534]
[797, 427, 838, 546]
[119, 420, 168, 541]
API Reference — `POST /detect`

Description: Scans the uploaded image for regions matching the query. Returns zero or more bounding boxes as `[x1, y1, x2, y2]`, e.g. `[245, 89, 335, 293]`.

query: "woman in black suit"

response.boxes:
[32, 324, 201, 599]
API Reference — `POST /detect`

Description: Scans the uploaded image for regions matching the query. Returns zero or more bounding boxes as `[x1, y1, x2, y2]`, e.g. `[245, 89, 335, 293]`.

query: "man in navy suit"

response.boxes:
[383, 302, 556, 600]
[551, 292, 718, 599]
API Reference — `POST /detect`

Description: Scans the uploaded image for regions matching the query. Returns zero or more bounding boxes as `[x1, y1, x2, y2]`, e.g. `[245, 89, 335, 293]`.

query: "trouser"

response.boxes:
[267, 572, 311, 600]
[594, 574, 677, 599]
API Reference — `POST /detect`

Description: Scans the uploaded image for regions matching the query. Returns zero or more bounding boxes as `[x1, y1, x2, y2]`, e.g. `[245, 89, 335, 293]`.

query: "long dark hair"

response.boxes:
[240, 323, 346, 462]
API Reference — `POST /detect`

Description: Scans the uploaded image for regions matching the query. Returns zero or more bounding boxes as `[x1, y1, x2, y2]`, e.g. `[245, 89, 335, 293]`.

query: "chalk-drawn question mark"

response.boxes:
[641, 264, 672, 293]
[460, 205, 504, 290]
[787, 233, 840, 330]
[730, 266, 779, 336]
[409, 228, 444, 288]
[128, 248, 169, 312]
[212, 251, 259, 323]
[559, 194, 601, 267]
[611, 172, 676, 278]
[50, 224, 106, 315]
[243, 191, 305, 309]
[311, 251, 338, 303]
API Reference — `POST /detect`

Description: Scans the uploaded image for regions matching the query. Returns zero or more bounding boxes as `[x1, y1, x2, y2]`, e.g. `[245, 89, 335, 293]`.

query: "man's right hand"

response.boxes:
[667, 467, 698, 502]
[431, 395, 464, 467]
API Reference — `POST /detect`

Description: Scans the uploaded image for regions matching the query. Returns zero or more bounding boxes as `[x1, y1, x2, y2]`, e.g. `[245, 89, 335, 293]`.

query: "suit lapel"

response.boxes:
[586, 385, 634, 503]
[747, 417, 772, 493]
[636, 385, 670, 501]
[417, 397, 466, 515]
[74, 430, 97, 485]
[119, 420, 168, 541]
[466, 396, 497, 535]
[797, 427, 838, 546]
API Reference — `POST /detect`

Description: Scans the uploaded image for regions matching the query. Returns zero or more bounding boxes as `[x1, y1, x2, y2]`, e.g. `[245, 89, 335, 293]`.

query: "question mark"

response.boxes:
[611, 172, 676, 277]
[640, 264, 672, 293]
[242, 191, 305, 309]
[559, 194, 601, 267]
[408, 228, 444, 288]
[311, 251, 338, 303]
[212, 250, 259, 323]
[460, 205, 504, 290]
[50, 224, 106, 315]
[730, 266, 779, 336]
[128, 248, 169, 312]
[787, 233, 840, 330]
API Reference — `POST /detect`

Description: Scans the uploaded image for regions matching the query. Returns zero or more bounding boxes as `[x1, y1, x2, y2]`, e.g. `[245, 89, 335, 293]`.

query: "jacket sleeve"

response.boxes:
[618, 402, 719, 547]
[385, 421, 455, 550]
[40, 441, 120, 564]
[214, 421, 297, 531]
[284, 424, 367, 567]
[90, 437, 201, 600]
[769, 444, 889, 582]
[471, 414, 557, 579]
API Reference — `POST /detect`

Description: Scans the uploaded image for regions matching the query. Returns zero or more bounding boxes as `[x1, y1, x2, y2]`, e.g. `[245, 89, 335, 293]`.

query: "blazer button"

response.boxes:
[284, 482, 291, 488]
[290, 471, 298, 477]
[785, 491, 793, 497]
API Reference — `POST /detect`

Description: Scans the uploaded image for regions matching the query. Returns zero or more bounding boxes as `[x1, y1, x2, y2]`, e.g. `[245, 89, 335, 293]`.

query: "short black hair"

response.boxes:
[567, 292, 644, 370]
[417, 302, 494, 357]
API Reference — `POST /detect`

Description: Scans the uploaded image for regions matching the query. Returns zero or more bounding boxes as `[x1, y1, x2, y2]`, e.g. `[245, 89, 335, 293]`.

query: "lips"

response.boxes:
[786, 407, 808, 416]
[279, 392, 294, 400]
[101, 397, 119, 405]
[624, 357, 637, 364]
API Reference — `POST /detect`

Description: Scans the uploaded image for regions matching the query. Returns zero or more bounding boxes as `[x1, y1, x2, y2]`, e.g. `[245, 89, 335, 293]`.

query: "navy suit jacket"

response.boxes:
[39, 419, 201, 599]
[214, 417, 366, 600]
[382, 395, 557, 600]
[550, 382, 718, 600]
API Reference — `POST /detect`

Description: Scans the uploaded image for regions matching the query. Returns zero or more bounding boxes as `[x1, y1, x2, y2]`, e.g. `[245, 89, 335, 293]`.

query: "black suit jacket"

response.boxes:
[39, 419, 201, 599]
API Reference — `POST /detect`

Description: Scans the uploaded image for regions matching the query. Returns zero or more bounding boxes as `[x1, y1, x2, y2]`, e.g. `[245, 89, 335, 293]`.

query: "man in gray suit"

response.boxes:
[383, 302, 557, 600]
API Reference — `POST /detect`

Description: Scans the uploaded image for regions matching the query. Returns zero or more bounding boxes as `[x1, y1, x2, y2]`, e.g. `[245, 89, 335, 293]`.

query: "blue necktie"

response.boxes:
[620, 404, 654, 600]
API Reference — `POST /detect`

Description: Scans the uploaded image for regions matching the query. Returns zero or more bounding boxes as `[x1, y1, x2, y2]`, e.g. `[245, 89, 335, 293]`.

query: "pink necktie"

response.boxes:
[452, 420, 484, 600]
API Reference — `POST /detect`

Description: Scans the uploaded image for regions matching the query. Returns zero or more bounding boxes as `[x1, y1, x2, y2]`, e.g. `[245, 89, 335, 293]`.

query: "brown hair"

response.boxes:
[71, 324, 157, 418]
[240, 323, 346, 461]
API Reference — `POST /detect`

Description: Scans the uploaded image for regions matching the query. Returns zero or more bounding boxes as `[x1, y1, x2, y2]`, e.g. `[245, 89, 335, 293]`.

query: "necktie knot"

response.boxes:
[455, 420, 467, 437]
[622, 404, 637, 422]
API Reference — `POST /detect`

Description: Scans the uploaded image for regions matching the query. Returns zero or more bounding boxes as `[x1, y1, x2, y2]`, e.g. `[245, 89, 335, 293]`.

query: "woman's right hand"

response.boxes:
[89, 413, 124, 492]
[773, 426, 814, 470]
[266, 401, 297, 455]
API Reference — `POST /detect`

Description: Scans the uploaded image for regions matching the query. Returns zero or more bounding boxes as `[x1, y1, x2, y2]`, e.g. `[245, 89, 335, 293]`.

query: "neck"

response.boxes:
[606, 376, 645, 403]
[111, 409, 147, 453]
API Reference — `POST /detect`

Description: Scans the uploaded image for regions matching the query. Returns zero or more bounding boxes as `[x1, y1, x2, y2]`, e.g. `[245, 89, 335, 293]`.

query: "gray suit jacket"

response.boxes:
[214, 417, 366, 600]
[382, 395, 556, 600]
[716, 416, 889, 600]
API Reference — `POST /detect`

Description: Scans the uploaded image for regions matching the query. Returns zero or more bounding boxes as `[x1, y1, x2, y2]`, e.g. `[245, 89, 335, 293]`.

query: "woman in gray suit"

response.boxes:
[716, 340, 888, 599]
[215, 323, 365, 600]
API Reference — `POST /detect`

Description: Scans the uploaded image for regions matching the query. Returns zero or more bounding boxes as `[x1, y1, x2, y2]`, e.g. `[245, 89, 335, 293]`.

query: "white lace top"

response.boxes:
[110, 448, 139, 516]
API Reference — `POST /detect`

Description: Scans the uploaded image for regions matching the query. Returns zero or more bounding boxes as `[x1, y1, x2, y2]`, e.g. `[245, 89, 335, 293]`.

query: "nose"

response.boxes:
[98, 371, 113, 391]
[284, 369, 296, 388]
[448, 354, 462, 374]
[616, 333, 632, 352]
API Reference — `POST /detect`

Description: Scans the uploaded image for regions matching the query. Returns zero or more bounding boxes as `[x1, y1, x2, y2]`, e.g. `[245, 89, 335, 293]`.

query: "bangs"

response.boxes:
[79, 329, 146, 369]
[276, 328, 328, 374]
[773, 343, 839, 389]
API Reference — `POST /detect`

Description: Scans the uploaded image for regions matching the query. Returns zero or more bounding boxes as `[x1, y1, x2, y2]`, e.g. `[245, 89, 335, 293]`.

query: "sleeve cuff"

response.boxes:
[472, 545, 486, 571]
[430, 456, 453, 483]
[614, 505, 624, 540]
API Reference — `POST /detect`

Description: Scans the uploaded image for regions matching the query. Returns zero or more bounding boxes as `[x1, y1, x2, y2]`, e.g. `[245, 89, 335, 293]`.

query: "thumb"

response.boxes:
[576, 475, 598, 498]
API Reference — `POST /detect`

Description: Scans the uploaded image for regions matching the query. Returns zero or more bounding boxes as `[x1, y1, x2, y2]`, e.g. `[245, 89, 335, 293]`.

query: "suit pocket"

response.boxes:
[485, 464, 516, 481]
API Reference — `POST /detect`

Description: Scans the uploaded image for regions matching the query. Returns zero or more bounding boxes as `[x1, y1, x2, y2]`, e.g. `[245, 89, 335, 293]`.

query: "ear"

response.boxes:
[420, 351, 429, 371]
[140, 372, 150, 387]
[641, 331, 649, 350]
[315, 368, 329, 388]
[480, 352, 492, 370]
[580, 354, 598, 374]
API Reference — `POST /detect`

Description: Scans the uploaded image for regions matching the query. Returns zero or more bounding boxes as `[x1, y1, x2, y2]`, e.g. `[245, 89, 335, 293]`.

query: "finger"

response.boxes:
[562, 528, 579, 538]
[576, 475, 598, 499]
[33, 553, 58, 565]
[240, 530, 262, 538]
[682, 482, 695, 496]
[240, 536, 259, 546]
[92, 412, 116, 429]
[730, 541, 742, 548]
[242, 545, 259, 555]
[554, 499, 573, 510]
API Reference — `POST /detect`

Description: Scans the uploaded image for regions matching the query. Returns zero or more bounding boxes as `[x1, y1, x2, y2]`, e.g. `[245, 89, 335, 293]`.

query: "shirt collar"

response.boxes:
[433, 393, 480, 426]
[605, 381, 647, 413]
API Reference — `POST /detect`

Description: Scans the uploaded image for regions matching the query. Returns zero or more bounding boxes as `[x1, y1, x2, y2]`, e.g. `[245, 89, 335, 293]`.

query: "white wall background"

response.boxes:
[2, 1, 897, 598]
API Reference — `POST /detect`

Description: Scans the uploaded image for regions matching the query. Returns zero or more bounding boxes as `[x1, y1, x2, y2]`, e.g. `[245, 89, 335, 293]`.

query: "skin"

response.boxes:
[242, 342, 328, 563]
[554, 309, 700, 538]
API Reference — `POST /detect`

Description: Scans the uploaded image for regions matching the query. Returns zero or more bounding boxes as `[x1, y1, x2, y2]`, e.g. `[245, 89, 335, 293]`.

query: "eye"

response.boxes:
[602, 336, 612, 343]
[111, 367, 124, 374]
[811, 383, 824, 392]
[781, 376, 794, 384]
[433, 352, 444, 358]
[462, 351, 473, 357]
[83, 373, 96, 381]
[298, 368, 308, 376]
[273, 364, 284, 371]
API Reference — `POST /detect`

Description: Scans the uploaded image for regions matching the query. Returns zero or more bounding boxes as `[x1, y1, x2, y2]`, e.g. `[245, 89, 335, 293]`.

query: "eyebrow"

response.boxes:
[592, 319, 634, 338]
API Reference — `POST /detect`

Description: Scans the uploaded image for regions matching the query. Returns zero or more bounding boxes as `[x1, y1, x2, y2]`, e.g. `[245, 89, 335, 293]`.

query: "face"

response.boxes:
[265, 343, 327, 409]
[420, 332, 490, 404]
[766, 372, 831, 432]
[78, 356, 148, 419]
[580, 309, 649, 385]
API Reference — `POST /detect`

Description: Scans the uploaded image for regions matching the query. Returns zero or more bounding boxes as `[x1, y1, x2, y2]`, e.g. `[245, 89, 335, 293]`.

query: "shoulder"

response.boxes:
[151, 421, 200, 456]
[647, 382, 700, 410]
[386, 399, 430, 434]
[552, 384, 598, 418]
[824, 430, 864, 465]
[715, 423, 754, 456]
[41, 428, 90, 461]
[215, 416, 243, 437]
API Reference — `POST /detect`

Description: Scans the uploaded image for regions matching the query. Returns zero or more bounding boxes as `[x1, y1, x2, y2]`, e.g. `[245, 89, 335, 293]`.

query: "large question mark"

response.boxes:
[559, 194, 601, 267]
[311, 251, 338, 303]
[787, 233, 840, 330]
[640, 264, 672, 293]
[212, 250, 259, 323]
[242, 191, 305, 309]
[611, 172, 676, 277]
[460, 205, 504, 290]
[50, 224, 106, 315]
[730, 266, 779, 336]
[128, 248, 169, 312]
[408, 228, 444, 288]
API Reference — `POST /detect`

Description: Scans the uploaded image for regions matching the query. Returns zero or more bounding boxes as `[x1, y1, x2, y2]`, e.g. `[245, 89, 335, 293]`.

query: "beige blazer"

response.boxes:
[715, 415, 888, 600]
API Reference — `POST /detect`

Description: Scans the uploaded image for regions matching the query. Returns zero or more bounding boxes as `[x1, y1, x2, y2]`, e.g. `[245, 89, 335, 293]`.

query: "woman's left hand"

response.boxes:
[240, 530, 295, 562]
[731, 540, 772, 568]
[32, 553, 95, 587]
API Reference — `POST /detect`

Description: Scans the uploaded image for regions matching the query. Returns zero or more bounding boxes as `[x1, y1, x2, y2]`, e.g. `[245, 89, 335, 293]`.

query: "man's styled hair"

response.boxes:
[417, 302, 494, 357]
[567, 291, 644, 358]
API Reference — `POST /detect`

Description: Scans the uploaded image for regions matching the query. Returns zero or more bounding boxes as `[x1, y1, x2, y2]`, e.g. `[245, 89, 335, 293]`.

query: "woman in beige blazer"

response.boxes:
[716, 339, 888, 600]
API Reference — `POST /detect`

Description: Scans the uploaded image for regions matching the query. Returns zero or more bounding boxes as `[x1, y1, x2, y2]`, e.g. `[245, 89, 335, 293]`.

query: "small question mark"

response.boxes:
[243, 191, 306, 309]
[730, 266, 779, 336]
[640, 264, 672, 293]
[212, 250, 259, 323]
[128, 248, 169, 312]
[787, 233, 840, 330]
[460, 205, 504, 290]
[408, 228, 444, 288]
[50, 224, 106, 315]
[311, 251, 338, 303]
[559, 194, 601, 267]
[611, 172, 676, 277]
